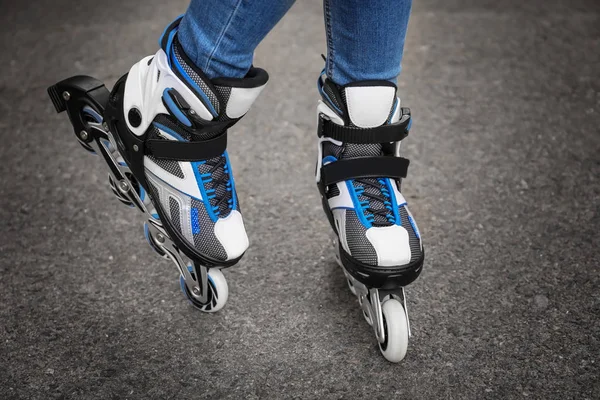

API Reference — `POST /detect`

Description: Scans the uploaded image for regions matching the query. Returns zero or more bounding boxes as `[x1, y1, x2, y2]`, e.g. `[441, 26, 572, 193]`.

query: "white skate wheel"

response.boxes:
[378, 299, 409, 363]
[180, 268, 229, 313]
[203, 268, 229, 313]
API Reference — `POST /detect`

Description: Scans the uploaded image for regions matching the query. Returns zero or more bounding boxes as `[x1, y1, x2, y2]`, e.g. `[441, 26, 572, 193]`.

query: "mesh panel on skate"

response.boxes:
[153, 114, 193, 141]
[214, 86, 236, 126]
[399, 205, 423, 263]
[344, 211, 378, 265]
[148, 181, 160, 203]
[322, 141, 344, 160]
[190, 198, 228, 261]
[343, 143, 381, 158]
[173, 39, 220, 114]
[147, 155, 184, 179]
[214, 86, 232, 114]
[340, 89, 349, 118]
[323, 82, 343, 112]
[169, 197, 182, 234]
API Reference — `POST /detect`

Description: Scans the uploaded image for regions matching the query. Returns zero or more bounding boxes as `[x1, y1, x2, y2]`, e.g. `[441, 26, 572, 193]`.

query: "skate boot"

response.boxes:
[47, 17, 268, 312]
[315, 75, 424, 362]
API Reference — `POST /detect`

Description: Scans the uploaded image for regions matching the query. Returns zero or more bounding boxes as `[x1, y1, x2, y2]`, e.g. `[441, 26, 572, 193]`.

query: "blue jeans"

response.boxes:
[178, 0, 412, 85]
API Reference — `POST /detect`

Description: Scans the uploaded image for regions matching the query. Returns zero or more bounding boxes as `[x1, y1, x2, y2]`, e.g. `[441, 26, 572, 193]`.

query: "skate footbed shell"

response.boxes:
[339, 243, 424, 289]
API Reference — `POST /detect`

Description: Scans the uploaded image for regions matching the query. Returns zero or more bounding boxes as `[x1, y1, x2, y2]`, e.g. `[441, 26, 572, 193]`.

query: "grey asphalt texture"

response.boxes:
[1, 0, 599, 398]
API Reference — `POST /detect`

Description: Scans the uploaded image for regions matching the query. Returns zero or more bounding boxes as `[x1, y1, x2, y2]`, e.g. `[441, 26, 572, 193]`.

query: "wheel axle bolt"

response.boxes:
[118, 180, 129, 193]
[79, 130, 88, 140]
[192, 287, 200, 295]
[156, 233, 165, 243]
[62, 91, 70, 101]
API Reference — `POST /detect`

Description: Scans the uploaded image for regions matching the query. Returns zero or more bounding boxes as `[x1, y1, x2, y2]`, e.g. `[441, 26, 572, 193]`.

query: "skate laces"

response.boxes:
[322, 142, 396, 226]
[340, 143, 396, 227]
[199, 156, 233, 216]
[354, 178, 395, 226]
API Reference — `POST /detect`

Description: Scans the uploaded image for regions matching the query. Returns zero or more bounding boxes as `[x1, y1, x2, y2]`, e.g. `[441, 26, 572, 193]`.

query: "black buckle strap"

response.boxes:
[320, 156, 410, 186]
[318, 108, 411, 144]
[145, 131, 227, 161]
[187, 119, 238, 138]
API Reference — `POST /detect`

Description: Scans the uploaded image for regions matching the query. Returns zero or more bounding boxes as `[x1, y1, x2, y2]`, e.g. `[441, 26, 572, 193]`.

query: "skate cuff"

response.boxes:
[318, 108, 411, 144]
[320, 157, 410, 186]
[145, 132, 227, 161]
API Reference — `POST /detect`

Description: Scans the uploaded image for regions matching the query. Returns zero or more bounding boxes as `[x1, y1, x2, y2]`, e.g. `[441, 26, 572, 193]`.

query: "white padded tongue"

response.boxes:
[224, 84, 267, 119]
[344, 85, 397, 128]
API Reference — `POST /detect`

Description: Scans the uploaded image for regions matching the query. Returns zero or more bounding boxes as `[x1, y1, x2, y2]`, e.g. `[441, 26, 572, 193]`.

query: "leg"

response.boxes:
[324, 0, 412, 85]
[179, 0, 296, 79]
[315, 0, 422, 362]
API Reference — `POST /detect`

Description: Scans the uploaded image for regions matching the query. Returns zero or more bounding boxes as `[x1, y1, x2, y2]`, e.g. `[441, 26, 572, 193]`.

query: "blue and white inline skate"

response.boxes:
[315, 75, 424, 361]
[47, 17, 267, 312]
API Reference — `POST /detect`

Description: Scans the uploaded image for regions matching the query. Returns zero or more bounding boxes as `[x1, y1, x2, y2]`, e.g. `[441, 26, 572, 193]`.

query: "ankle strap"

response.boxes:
[145, 130, 227, 162]
[320, 156, 410, 186]
[318, 107, 411, 144]
[145, 117, 237, 162]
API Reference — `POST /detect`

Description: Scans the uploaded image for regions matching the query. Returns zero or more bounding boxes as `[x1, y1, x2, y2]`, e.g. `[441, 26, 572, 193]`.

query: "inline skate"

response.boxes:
[47, 17, 268, 312]
[315, 74, 424, 361]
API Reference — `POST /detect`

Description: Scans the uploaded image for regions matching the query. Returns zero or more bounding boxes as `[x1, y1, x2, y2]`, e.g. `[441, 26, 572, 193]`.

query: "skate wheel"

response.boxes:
[180, 267, 228, 313]
[378, 299, 409, 363]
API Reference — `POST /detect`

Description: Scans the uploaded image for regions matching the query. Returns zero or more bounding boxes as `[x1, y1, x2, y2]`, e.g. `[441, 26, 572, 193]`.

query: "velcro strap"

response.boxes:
[320, 157, 410, 186]
[145, 132, 227, 161]
[319, 117, 410, 144]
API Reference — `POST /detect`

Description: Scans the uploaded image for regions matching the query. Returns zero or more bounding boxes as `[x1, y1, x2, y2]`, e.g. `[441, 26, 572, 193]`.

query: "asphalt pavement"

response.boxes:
[0, 0, 599, 398]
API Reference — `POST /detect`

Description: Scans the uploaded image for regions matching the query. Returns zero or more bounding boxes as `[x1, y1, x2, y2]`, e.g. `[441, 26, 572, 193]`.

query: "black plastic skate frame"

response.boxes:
[48, 75, 231, 308]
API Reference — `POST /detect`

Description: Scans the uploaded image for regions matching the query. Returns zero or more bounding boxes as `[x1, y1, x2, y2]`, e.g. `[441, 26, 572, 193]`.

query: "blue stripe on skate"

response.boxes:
[191, 207, 200, 234]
